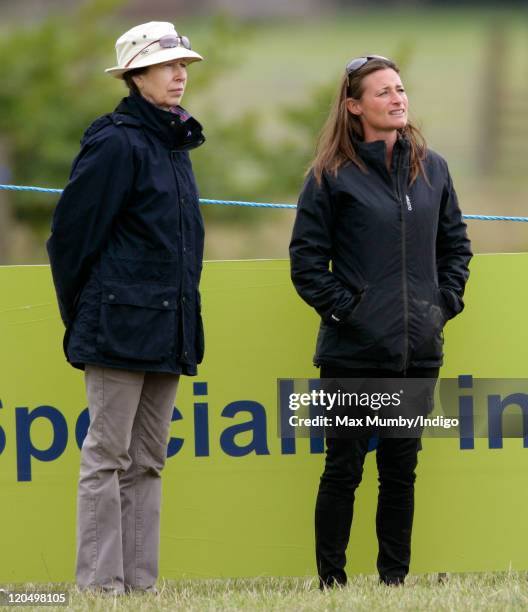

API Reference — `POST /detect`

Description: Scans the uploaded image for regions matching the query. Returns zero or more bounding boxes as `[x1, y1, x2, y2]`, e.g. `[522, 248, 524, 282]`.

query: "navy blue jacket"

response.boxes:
[47, 93, 205, 375]
[290, 137, 472, 371]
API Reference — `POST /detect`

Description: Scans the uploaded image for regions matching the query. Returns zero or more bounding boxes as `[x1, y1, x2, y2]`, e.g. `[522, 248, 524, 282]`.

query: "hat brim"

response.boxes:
[105, 47, 203, 79]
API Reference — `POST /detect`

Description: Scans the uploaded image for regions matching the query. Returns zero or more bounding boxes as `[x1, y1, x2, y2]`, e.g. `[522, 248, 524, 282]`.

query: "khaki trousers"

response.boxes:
[76, 365, 179, 592]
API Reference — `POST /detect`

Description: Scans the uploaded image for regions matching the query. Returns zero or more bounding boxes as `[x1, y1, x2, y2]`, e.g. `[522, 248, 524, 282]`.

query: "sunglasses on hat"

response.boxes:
[125, 34, 192, 69]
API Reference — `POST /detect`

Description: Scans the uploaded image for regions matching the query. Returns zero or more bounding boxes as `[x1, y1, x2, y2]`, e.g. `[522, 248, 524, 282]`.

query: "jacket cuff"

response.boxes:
[326, 290, 364, 326]
[439, 287, 463, 320]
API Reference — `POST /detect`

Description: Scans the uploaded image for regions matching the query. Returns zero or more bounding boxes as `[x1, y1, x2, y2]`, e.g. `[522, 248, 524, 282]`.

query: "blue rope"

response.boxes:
[0, 184, 63, 194]
[0, 184, 296, 209]
[463, 214, 528, 222]
[200, 198, 295, 209]
[0, 184, 526, 221]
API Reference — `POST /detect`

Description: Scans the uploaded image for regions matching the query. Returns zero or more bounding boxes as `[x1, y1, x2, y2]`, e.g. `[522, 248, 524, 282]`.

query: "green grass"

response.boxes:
[5, 573, 528, 611]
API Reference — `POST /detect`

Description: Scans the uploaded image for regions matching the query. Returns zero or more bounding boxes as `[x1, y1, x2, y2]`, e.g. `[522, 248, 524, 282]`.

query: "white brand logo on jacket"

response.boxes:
[406, 195, 412, 211]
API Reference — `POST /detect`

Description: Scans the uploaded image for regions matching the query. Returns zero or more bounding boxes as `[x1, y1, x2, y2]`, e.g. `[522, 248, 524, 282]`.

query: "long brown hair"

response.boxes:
[310, 57, 427, 185]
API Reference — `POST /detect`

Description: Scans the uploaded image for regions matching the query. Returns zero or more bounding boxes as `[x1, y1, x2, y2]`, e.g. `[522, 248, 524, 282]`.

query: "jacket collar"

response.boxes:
[354, 134, 410, 172]
[115, 93, 205, 151]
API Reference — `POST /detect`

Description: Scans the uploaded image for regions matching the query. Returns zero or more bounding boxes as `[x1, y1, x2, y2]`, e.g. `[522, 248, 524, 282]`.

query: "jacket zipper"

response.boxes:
[392, 150, 409, 374]
[171, 150, 186, 360]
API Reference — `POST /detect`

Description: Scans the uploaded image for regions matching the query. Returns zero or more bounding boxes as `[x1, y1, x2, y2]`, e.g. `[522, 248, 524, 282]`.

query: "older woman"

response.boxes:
[290, 55, 471, 588]
[47, 21, 205, 593]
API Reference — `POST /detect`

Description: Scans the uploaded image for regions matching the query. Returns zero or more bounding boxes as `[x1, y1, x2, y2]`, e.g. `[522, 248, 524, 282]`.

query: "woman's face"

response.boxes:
[346, 68, 408, 138]
[132, 60, 188, 110]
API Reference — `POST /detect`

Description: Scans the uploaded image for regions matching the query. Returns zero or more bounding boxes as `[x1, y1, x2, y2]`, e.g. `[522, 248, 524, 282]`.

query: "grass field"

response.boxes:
[189, 8, 528, 176]
[187, 8, 528, 258]
[5, 573, 528, 611]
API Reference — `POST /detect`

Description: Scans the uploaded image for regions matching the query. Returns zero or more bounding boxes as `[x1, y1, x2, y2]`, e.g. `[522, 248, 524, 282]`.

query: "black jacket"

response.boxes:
[289, 137, 472, 371]
[47, 93, 205, 375]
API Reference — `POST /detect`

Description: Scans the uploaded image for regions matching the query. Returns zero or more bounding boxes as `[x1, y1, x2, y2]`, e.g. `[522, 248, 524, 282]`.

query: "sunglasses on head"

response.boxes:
[345, 55, 391, 76]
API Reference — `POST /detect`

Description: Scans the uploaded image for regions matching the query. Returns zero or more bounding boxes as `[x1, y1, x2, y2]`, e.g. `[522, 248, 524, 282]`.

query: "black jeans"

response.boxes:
[315, 366, 439, 587]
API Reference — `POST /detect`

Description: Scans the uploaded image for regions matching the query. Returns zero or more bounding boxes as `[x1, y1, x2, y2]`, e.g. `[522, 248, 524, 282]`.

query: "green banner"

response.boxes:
[0, 255, 527, 581]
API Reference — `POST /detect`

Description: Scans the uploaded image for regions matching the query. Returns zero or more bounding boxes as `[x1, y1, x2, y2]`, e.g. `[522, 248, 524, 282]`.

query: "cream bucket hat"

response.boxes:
[105, 21, 203, 79]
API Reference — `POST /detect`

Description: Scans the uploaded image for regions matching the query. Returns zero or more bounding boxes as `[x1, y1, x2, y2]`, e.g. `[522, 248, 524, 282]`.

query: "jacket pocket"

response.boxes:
[97, 282, 179, 362]
[342, 287, 367, 324]
[341, 283, 404, 362]
[408, 285, 445, 361]
[342, 285, 378, 340]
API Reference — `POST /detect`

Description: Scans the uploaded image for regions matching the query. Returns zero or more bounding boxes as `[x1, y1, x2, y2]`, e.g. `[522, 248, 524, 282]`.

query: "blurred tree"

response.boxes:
[0, 0, 128, 241]
[0, 139, 13, 259]
[0, 0, 415, 253]
[0, 1, 254, 243]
